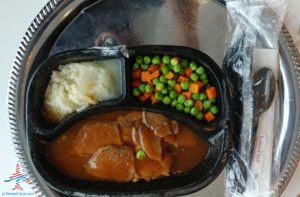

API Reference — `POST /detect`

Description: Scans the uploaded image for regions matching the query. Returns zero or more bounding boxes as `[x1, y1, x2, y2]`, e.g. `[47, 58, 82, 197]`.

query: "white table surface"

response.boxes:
[0, 1, 299, 197]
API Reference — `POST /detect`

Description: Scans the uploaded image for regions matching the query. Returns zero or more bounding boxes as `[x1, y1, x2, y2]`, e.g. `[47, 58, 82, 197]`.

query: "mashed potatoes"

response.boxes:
[43, 60, 121, 122]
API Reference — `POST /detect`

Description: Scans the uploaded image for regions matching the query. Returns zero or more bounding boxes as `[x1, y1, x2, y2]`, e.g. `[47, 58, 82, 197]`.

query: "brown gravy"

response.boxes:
[48, 110, 208, 182]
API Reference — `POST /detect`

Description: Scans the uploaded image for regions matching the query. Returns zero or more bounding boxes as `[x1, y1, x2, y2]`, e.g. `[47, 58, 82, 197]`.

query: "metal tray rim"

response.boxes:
[6, 0, 300, 196]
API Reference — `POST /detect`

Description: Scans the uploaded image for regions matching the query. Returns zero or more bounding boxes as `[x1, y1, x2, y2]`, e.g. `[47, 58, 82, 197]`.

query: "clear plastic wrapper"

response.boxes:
[223, 0, 285, 196]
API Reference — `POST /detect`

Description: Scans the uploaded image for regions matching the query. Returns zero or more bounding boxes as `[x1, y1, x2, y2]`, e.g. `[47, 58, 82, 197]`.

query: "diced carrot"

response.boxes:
[151, 95, 160, 104]
[132, 69, 141, 80]
[182, 91, 192, 99]
[141, 71, 151, 82]
[177, 76, 189, 83]
[189, 83, 200, 93]
[184, 68, 192, 78]
[195, 100, 203, 111]
[138, 95, 148, 102]
[143, 92, 153, 99]
[174, 83, 182, 93]
[132, 80, 141, 88]
[150, 70, 160, 79]
[204, 111, 215, 122]
[196, 81, 204, 90]
[147, 80, 153, 85]
[206, 86, 217, 99]
[148, 64, 159, 72]
[165, 71, 175, 80]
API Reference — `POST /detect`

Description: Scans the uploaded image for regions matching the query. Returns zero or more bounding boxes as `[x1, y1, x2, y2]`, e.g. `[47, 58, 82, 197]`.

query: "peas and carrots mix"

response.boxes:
[131, 55, 218, 122]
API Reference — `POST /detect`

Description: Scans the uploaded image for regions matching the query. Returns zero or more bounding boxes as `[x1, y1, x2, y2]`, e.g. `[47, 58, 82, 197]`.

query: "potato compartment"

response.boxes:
[25, 48, 127, 139]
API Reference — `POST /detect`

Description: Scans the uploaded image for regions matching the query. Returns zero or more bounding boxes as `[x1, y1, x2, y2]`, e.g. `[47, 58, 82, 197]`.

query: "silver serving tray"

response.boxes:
[7, 0, 300, 196]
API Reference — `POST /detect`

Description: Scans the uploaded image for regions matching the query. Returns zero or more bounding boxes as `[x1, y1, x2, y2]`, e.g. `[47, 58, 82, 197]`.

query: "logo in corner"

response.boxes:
[4, 163, 32, 191]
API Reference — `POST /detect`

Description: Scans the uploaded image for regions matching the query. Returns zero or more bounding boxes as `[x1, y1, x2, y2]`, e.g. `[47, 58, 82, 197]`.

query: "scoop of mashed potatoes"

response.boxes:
[43, 60, 120, 122]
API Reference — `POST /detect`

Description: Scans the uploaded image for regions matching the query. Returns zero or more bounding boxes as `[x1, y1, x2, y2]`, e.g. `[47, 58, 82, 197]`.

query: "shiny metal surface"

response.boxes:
[7, 0, 300, 196]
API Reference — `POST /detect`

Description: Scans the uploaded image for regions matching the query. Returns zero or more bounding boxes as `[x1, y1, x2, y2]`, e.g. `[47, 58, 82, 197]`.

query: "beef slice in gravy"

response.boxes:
[73, 121, 122, 156]
[85, 145, 136, 182]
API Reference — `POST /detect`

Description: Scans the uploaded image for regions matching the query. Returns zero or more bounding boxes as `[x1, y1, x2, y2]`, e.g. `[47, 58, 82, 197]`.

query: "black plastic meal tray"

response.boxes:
[26, 45, 233, 196]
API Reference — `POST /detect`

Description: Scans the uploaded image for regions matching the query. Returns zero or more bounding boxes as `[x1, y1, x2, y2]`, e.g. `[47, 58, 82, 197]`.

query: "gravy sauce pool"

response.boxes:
[48, 110, 209, 182]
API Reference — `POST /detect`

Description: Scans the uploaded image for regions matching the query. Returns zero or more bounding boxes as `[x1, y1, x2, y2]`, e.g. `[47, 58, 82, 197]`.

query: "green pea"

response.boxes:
[167, 79, 176, 87]
[203, 100, 212, 110]
[156, 83, 165, 91]
[196, 112, 204, 120]
[171, 100, 178, 107]
[132, 88, 140, 96]
[210, 106, 219, 114]
[133, 63, 139, 70]
[162, 55, 171, 64]
[192, 93, 200, 100]
[190, 61, 198, 70]
[171, 57, 179, 66]
[161, 66, 170, 75]
[173, 64, 181, 73]
[190, 73, 199, 82]
[152, 55, 161, 65]
[167, 86, 173, 92]
[139, 84, 146, 92]
[200, 73, 207, 80]
[209, 98, 217, 103]
[177, 95, 186, 104]
[191, 107, 200, 116]
[202, 79, 209, 85]
[141, 64, 148, 70]
[136, 150, 146, 160]
[179, 67, 185, 75]
[199, 93, 207, 101]
[176, 103, 184, 111]
[136, 55, 143, 64]
[152, 78, 160, 85]
[181, 59, 189, 67]
[145, 84, 153, 92]
[184, 107, 191, 113]
[162, 88, 168, 95]
[155, 92, 163, 101]
[196, 66, 205, 75]
[169, 91, 178, 99]
[180, 81, 189, 90]
[184, 99, 194, 107]
[162, 96, 172, 105]
[159, 75, 167, 83]
[144, 56, 151, 64]
[174, 73, 179, 79]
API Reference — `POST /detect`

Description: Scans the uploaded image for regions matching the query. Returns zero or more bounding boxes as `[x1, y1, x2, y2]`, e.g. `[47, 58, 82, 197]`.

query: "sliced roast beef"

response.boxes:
[118, 124, 134, 144]
[139, 125, 162, 161]
[164, 128, 198, 147]
[171, 120, 179, 134]
[142, 111, 173, 137]
[132, 126, 142, 149]
[73, 121, 122, 156]
[85, 145, 136, 182]
[135, 154, 174, 181]
[116, 111, 142, 127]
